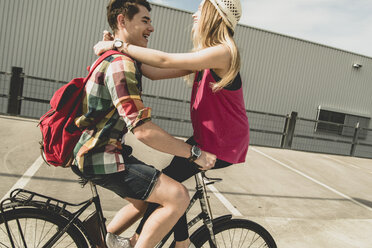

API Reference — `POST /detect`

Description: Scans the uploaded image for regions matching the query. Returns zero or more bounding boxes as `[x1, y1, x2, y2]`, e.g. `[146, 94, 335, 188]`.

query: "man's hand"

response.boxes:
[194, 151, 216, 171]
[93, 30, 114, 56]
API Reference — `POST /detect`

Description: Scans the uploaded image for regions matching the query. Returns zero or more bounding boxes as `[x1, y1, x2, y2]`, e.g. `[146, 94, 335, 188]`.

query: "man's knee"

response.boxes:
[148, 175, 189, 209]
[171, 184, 190, 212]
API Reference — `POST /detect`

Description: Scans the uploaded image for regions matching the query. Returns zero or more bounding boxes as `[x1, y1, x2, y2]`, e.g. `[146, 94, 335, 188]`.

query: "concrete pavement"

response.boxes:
[1, 115, 372, 247]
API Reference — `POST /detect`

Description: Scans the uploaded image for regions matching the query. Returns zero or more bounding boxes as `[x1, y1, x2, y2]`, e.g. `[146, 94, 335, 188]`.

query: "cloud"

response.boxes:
[239, 0, 372, 57]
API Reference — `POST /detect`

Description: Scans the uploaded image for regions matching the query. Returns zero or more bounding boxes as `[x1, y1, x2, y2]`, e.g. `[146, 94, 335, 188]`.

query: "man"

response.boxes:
[72, 0, 216, 247]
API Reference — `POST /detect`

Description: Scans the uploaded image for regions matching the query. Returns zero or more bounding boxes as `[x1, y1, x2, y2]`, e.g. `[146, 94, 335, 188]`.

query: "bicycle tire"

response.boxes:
[0, 207, 89, 248]
[190, 218, 277, 248]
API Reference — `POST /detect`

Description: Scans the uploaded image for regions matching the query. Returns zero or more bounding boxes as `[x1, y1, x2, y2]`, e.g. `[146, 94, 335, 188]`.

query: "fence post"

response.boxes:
[350, 122, 360, 156]
[281, 111, 298, 149]
[7, 67, 24, 115]
[281, 114, 290, 148]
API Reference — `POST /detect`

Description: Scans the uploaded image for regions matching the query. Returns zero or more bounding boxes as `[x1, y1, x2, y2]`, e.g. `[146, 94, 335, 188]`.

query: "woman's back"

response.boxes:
[191, 69, 249, 164]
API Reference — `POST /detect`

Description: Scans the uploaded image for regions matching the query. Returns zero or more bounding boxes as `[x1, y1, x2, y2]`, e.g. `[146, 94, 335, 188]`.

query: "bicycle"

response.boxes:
[0, 171, 277, 247]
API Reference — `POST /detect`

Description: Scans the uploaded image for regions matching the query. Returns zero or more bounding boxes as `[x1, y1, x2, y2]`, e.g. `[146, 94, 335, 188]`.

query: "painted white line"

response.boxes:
[251, 147, 372, 212]
[323, 155, 360, 169]
[1, 156, 43, 202]
[207, 184, 243, 217]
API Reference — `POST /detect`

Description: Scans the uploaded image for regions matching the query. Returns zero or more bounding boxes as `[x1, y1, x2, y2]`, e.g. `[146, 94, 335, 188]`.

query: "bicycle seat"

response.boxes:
[200, 171, 222, 185]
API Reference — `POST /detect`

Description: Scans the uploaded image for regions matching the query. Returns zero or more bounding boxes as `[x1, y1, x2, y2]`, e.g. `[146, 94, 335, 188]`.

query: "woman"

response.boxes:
[95, 0, 249, 247]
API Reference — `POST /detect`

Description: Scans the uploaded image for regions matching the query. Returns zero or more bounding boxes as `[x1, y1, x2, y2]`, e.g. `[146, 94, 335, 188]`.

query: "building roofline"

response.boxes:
[150, 2, 372, 60]
[238, 23, 372, 60]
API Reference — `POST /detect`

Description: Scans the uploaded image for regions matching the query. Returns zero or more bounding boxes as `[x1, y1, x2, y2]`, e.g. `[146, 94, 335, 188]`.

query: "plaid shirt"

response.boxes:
[73, 53, 151, 174]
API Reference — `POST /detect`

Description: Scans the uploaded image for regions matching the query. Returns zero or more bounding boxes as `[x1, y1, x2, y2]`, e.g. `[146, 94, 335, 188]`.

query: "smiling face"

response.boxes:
[120, 5, 154, 47]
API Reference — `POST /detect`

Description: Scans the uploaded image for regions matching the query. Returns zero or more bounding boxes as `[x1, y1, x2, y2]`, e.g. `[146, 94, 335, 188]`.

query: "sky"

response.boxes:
[149, 0, 372, 58]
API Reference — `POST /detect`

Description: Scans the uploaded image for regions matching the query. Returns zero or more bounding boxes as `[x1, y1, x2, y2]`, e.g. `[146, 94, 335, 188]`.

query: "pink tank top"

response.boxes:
[190, 69, 249, 163]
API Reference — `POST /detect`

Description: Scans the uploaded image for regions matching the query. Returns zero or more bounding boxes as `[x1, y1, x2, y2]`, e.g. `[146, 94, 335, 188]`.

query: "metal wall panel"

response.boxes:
[142, 5, 194, 101]
[0, 0, 107, 79]
[234, 25, 372, 123]
[1, 0, 372, 129]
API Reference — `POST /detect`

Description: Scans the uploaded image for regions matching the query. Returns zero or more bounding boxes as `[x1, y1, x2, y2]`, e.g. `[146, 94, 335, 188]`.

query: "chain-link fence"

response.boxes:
[293, 117, 355, 156]
[246, 110, 286, 148]
[0, 72, 10, 113]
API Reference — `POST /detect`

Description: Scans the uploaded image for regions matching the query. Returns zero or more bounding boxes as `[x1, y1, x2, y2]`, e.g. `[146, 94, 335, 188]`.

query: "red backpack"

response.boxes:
[38, 50, 121, 167]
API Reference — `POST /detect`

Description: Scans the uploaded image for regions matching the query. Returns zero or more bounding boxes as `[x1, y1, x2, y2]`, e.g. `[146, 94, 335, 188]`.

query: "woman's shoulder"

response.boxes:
[211, 44, 231, 56]
[209, 69, 242, 91]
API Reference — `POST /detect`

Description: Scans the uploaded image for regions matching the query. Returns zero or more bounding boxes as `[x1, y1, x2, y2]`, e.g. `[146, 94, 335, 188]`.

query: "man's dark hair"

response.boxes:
[107, 0, 151, 34]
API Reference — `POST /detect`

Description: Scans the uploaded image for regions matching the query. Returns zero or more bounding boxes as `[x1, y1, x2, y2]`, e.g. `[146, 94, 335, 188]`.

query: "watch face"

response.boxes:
[114, 40, 123, 48]
[192, 146, 201, 157]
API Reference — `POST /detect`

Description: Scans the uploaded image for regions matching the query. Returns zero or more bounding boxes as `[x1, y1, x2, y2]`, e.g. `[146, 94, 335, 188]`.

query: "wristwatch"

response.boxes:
[113, 38, 124, 50]
[188, 145, 201, 162]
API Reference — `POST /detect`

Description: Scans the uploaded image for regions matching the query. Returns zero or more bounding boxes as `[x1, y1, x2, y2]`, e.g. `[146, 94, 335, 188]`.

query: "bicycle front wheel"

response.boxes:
[0, 207, 88, 248]
[191, 218, 277, 248]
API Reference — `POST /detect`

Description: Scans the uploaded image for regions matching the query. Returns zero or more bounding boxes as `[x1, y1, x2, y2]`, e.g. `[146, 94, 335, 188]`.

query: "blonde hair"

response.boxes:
[191, 0, 241, 92]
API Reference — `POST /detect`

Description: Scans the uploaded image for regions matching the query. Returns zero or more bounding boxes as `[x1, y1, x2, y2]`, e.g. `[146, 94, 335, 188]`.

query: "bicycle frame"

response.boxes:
[0, 172, 224, 248]
[156, 172, 219, 248]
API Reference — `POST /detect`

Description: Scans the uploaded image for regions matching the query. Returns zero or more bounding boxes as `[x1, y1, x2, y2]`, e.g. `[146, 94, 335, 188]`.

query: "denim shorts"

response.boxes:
[76, 156, 161, 200]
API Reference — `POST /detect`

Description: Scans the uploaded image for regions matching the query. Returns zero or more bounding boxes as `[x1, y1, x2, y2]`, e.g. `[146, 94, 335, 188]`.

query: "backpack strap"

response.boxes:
[77, 51, 121, 129]
[85, 50, 125, 81]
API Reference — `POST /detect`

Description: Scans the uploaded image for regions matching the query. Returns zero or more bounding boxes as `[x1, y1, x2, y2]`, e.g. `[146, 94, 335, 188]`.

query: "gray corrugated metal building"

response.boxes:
[1, 0, 372, 157]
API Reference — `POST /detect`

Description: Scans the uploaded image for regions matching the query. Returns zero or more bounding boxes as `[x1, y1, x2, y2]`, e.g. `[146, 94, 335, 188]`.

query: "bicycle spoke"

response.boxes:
[198, 225, 275, 248]
[241, 228, 250, 248]
[237, 227, 245, 248]
[55, 235, 76, 248]
[54, 233, 69, 247]
[37, 222, 65, 247]
[37, 220, 57, 247]
[8, 222, 20, 248]
[0, 241, 11, 248]
[36, 218, 48, 247]
[1, 213, 85, 248]
[34, 218, 38, 248]
[229, 228, 236, 246]
[23, 218, 28, 248]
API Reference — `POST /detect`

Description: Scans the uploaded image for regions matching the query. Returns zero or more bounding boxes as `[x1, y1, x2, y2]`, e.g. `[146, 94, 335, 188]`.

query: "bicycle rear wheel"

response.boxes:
[0, 207, 88, 248]
[191, 219, 277, 248]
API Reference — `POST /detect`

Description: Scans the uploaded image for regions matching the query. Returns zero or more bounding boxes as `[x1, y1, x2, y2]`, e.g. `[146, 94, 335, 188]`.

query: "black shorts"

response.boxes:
[73, 156, 161, 200]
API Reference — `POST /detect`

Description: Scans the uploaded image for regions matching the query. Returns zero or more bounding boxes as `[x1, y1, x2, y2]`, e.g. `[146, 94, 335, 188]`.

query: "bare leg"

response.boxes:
[134, 174, 189, 248]
[107, 199, 148, 235]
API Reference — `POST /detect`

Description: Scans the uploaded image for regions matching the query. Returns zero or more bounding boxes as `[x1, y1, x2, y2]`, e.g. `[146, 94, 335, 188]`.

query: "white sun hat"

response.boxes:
[208, 0, 242, 32]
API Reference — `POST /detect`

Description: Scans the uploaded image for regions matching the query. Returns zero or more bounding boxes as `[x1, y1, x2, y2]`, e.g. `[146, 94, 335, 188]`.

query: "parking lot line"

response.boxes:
[1, 156, 43, 202]
[251, 147, 372, 212]
[323, 155, 372, 174]
[207, 184, 243, 216]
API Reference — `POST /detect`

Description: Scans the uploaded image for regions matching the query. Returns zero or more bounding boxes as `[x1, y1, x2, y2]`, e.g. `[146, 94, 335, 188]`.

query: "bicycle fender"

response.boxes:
[189, 214, 232, 240]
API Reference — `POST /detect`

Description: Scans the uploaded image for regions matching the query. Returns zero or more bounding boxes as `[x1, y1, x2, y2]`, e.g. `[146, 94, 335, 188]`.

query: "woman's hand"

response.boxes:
[102, 30, 114, 41]
[94, 40, 115, 56]
[93, 30, 115, 56]
[195, 151, 216, 171]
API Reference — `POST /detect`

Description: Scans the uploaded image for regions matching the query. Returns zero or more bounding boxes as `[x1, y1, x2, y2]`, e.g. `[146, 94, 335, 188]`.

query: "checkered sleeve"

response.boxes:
[105, 56, 151, 131]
